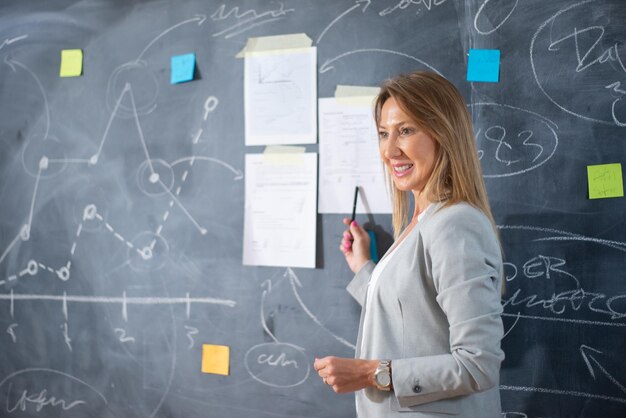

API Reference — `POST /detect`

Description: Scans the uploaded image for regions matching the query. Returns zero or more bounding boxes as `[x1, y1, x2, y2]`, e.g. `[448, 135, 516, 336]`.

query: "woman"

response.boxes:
[314, 71, 504, 417]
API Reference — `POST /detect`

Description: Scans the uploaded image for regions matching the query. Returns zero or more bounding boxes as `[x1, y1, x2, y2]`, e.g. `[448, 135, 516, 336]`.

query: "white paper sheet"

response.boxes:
[243, 152, 317, 268]
[318, 97, 391, 214]
[244, 48, 317, 146]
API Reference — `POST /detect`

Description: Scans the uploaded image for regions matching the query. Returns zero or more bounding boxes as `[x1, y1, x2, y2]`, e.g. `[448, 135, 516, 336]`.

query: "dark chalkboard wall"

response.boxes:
[1, 0, 625, 417]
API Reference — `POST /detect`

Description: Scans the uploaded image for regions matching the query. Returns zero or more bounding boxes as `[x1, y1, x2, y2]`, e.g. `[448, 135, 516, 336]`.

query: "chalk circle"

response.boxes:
[0, 369, 108, 411]
[26, 260, 38, 275]
[137, 159, 174, 196]
[127, 231, 169, 272]
[530, 1, 624, 125]
[56, 266, 70, 281]
[72, 184, 109, 232]
[244, 343, 310, 388]
[470, 103, 558, 178]
[20, 224, 30, 241]
[106, 61, 159, 118]
[21, 134, 67, 178]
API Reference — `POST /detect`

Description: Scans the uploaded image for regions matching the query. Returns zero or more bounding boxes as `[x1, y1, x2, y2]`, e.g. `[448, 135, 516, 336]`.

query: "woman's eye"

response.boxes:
[378, 131, 388, 140]
[400, 127, 413, 135]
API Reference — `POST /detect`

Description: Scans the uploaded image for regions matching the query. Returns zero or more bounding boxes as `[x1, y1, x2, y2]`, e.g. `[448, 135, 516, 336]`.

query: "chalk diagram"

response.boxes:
[244, 268, 355, 389]
[0, 15, 249, 417]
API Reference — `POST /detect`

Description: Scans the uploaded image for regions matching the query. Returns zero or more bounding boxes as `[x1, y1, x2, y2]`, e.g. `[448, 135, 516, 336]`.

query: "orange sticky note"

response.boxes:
[201, 344, 230, 375]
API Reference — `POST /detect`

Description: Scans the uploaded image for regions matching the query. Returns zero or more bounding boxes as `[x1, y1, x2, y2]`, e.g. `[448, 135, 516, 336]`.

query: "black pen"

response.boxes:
[350, 186, 359, 223]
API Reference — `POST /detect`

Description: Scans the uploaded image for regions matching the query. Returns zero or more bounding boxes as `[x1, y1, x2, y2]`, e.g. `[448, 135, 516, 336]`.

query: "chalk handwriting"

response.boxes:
[5, 383, 85, 413]
[211, 3, 295, 39]
[0, 369, 107, 414]
[114, 328, 135, 344]
[471, 103, 558, 178]
[549, 25, 626, 74]
[245, 342, 310, 388]
[379, 0, 446, 16]
[502, 255, 626, 320]
[482, 125, 520, 166]
[531, 1, 626, 126]
[257, 352, 299, 368]
[6, 323, 17, 343]
[184, 325, 198, 349]
[379, 0, 447, 16]
[476, 126, 544, 167]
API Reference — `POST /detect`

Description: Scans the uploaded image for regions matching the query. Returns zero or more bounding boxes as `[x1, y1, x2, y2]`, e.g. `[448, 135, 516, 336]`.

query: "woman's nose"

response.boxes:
[382, 135, 401, 158]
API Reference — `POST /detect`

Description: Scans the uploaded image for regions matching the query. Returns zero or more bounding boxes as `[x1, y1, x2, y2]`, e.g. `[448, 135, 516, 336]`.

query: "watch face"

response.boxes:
[376, 371, 391, 387]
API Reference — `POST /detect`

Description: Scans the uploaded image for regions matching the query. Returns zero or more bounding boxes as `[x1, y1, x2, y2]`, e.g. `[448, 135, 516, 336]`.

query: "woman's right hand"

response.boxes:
[340, 218, 371, 274]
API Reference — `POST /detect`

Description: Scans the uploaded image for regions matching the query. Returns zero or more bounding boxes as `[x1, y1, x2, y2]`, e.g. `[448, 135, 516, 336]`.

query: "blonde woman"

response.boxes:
[314, 71, 504, 417]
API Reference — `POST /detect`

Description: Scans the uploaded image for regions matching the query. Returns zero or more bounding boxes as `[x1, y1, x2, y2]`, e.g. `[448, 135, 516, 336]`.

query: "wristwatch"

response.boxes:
[374, 360, 392, 391]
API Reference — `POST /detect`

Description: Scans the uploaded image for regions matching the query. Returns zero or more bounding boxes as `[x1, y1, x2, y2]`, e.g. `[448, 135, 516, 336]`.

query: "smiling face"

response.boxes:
[378, 97, 438, 199]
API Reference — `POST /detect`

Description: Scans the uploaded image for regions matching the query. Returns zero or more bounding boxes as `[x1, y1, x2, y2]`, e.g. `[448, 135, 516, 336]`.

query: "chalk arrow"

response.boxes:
[319, 48, 442, 75]
[580, 344, 626, 394]
[0, 35, 27, 51]
[316, 0, 371, 44]
[169, 156, 243, 180]
[286, 268, 356, 350]
[3, 56, 50, 141]
[136, 14, 207, 61]
[260, 279, 280, 343]
[194, 14, 207, 25]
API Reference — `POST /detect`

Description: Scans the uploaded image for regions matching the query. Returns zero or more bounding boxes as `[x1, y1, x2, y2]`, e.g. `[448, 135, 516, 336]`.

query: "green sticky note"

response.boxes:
[60, 49, 83, 77]
[587, 163, 624, 199]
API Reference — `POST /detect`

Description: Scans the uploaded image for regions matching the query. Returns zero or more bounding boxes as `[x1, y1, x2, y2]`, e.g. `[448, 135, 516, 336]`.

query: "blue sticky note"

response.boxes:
[467, 49, 500, 83]
[170, 53, 195, 84]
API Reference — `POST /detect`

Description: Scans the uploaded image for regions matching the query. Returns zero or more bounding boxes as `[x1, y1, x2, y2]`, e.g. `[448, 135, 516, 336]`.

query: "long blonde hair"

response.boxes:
[374, 71, 497, 239]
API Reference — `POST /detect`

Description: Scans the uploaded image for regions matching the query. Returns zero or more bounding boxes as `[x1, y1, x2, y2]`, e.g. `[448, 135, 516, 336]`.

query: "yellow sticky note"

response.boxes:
[587, 163, 624, 199]
[60, 49, 83, 77]
[201, 344, 230, 375]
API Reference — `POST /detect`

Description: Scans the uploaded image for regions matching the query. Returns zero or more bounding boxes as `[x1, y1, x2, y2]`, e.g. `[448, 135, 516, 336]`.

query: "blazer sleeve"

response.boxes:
[391, 206, 505, 408]
[346, 260, 376, 306]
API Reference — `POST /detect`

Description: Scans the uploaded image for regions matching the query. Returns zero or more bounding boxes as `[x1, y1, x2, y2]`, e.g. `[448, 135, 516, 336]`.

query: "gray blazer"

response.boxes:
[347, 202, 504, 417]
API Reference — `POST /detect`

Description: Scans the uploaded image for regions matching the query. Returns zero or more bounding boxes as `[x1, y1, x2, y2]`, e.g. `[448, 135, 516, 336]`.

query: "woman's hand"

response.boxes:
[314, 356, 378, 394]
[340, 219, 371, 273]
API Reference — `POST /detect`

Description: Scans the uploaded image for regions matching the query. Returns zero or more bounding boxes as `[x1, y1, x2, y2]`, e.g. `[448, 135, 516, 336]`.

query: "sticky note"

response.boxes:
[587, 163, 624, 199]
[60, 49, 83, 77]
[201, 344, 230, 375]
[171, 53, 195, 84]
[467, 49, 500, 83]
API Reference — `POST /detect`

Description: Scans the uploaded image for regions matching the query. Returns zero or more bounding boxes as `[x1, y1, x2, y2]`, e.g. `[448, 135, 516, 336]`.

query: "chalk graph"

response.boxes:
[0, 16, 238, 326]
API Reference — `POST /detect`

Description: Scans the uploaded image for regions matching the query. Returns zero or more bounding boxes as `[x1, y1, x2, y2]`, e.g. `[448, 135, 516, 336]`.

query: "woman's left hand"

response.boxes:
[314, 356, 378, 393]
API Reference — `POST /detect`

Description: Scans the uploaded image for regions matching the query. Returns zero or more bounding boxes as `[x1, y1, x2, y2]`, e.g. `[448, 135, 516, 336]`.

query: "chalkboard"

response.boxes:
[0, 0, 625, 417]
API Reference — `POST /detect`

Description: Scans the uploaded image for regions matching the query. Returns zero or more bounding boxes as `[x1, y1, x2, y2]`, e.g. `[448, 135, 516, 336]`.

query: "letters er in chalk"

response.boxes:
[314, 71, 505, 417]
